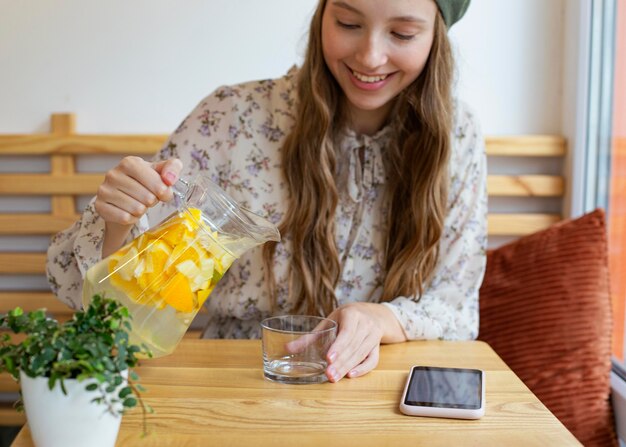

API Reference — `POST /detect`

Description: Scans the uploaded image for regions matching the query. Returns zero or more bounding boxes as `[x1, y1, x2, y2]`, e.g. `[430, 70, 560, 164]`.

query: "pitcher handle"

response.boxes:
[172, 178, 190, 208]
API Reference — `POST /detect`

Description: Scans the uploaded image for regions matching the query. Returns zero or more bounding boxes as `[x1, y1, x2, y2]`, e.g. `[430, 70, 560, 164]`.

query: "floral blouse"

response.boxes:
[47, 67, 487, 341]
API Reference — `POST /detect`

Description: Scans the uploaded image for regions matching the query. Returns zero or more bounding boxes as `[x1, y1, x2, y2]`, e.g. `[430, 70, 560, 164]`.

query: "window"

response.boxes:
[610, 0, 626, 361]
[582, 0, 626, 362]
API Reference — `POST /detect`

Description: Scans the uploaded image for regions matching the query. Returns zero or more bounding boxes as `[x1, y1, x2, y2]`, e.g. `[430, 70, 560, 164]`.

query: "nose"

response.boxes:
[354, 33, 388, 70]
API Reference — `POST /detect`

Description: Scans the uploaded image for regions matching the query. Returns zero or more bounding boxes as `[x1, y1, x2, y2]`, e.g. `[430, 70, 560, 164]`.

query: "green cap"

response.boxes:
[435, 0, 471, 28]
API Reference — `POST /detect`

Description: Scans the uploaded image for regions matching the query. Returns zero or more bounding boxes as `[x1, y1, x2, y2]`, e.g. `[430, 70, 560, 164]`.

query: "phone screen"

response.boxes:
[404, 366, 482, 409]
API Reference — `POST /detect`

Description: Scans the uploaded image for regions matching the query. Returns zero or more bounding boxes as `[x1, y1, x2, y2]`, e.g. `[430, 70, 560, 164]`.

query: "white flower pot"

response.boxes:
[20, 370, 124, 447]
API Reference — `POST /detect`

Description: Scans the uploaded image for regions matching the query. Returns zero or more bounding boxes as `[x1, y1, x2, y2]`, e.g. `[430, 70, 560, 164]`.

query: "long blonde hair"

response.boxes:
[263, 0, 454, 316]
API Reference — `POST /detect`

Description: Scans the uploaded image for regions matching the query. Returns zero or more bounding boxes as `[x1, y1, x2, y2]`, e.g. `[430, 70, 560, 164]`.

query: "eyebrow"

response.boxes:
[330, 1, 427, 24]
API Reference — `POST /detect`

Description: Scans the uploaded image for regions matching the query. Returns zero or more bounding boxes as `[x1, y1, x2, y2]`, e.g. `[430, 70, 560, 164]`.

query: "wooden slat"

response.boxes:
[485, 135, 567, 156]
[0, 134, 565, 157]
[50, 114, 75, 136]
[488, 213, 562, 236]
[0, 405, 25, 426]
[0, 374, 19, 394]
[50, 155, 76, 215]
[0, 174, 565, 198]
[487, 175, 564, 197]
[0, 214, 79, 234]
[0, 134, 166, 155]
[0, 174, 103, 194]
[0, 253, 46, 274]
[0, 292, 73, 313]
[50, 114, 77, 217]
[0, 212, 567, 241]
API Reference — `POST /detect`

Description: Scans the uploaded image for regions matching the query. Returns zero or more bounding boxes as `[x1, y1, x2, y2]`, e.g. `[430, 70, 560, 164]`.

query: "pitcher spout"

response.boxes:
[176, 175, 281, 257]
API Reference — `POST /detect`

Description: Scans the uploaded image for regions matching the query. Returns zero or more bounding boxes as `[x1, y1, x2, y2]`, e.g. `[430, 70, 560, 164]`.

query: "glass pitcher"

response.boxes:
[82, 175, 280, 357]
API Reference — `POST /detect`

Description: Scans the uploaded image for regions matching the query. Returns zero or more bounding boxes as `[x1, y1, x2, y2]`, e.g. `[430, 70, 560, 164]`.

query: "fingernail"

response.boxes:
[348, 370, 358, 378]
[164, 172, 176, 185]
[328, 351, 337, 362]
[327, 365, 337, 381]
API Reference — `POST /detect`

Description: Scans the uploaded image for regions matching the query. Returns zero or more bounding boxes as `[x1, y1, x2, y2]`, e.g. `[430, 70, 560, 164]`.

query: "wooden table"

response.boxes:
[11, 339, 581, 446]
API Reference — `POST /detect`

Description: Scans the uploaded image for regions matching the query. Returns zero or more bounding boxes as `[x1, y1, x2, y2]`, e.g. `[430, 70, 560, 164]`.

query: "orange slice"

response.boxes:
[160, 272, 195, 313]
[110, 271, 155, 305]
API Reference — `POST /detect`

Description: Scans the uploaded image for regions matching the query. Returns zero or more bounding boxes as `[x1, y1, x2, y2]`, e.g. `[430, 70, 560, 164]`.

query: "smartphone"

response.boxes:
[399, 366, 485, 419]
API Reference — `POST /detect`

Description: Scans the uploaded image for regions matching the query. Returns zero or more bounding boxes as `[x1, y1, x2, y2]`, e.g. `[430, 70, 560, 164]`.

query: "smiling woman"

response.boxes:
[46, 0, 486, 386]
[321, 0, 438, 134]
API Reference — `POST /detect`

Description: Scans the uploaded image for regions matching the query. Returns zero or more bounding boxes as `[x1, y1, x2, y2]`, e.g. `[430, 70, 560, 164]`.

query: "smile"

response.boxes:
[351, 69, 389, 83]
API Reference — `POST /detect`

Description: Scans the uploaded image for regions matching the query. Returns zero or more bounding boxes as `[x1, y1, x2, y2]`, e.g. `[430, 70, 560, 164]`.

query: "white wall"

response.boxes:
[452, 0, 565, 135]
[0, 0, 564, 136]
[0, 0, 318, 133]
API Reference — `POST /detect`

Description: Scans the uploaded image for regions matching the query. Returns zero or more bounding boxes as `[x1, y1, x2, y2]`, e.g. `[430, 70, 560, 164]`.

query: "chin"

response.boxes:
[347, 98, 390, 113]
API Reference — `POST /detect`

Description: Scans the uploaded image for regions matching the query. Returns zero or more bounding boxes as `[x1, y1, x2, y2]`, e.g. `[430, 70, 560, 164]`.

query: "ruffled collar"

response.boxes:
[338, 125, 393, 203]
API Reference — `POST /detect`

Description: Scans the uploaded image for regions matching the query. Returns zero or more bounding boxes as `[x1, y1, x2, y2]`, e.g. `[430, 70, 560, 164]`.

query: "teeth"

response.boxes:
[351, 70, 388, 83]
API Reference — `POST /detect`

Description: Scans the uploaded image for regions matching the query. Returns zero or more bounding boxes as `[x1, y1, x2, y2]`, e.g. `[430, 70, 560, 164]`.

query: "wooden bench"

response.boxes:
[0, 113, 567, 425]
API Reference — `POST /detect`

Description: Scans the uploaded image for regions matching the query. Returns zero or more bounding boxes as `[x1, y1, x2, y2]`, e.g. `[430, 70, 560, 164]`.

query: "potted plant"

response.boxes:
[0, 294, 152, 447]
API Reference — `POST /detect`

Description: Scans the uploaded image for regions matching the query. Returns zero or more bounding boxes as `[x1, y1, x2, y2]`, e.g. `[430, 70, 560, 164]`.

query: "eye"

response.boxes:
[392, 32, 415, 41]
[336, 20, 360, 30]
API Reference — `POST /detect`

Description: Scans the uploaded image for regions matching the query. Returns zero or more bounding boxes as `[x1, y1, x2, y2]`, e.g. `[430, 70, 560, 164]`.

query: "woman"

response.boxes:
[47, 0, 486, 383]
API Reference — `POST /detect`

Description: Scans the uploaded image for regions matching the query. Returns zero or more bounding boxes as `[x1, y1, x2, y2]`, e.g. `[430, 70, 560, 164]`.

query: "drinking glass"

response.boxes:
[261, 315, 337, 384]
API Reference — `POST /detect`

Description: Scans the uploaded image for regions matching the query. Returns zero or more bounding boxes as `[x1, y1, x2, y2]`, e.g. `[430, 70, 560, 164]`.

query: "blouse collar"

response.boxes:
[338, 125, 393, 203]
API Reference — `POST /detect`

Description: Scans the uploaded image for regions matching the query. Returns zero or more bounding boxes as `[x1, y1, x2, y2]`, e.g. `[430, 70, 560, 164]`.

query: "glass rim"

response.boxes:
[260, 315, 337, 334]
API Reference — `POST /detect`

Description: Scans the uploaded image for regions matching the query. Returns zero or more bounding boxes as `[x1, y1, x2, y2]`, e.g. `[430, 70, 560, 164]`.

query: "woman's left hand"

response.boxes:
[324, 302, 406, 382]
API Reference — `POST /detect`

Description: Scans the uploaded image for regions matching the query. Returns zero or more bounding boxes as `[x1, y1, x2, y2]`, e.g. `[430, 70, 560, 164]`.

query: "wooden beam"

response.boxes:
[0, 253, 46, 274]
[0, 174, 565, 197]
[488, 214, 561, 236]
[0, 214, 78, 234]
[0, 292, 74, 313]
[0, 213, 567, 239]
[49, 114, 77, 218]
[50, 155, 77, 216]
[0, 111, 568, 160]
[50, 113, 75, 136]
[0, 134, 566, 157]
[0, 405, 25, 425]
[0, 174, 103, 194]
[485, 135, 567, 156]
[487, 175, 564, 197]
[0, 134, 166, 155]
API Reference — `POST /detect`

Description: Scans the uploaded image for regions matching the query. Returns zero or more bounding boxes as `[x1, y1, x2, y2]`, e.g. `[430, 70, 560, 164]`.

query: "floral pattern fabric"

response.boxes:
[47, 66, 487, 341]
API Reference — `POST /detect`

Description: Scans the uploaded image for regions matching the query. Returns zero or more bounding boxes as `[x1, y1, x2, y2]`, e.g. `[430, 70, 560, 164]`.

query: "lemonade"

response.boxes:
[83, 207, 236, 357]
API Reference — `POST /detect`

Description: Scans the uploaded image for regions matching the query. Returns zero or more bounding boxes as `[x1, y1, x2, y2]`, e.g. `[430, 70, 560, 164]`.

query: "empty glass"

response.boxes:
[261, 315, 337, 384]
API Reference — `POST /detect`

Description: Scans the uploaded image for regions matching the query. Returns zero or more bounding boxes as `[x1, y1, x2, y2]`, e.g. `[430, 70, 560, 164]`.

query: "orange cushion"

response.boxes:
[478, 209, 616, 447]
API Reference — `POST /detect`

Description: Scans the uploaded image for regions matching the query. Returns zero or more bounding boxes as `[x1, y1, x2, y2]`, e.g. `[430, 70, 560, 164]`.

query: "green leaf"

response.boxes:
[118, 387, 133, 399]
[122, 397, 137, 408]
[8, 308, 23, 317]
[85, 383, 98, 391]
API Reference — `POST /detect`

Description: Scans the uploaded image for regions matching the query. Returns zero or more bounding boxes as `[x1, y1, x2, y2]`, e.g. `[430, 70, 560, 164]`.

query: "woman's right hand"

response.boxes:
[94, 156, 183, 257]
